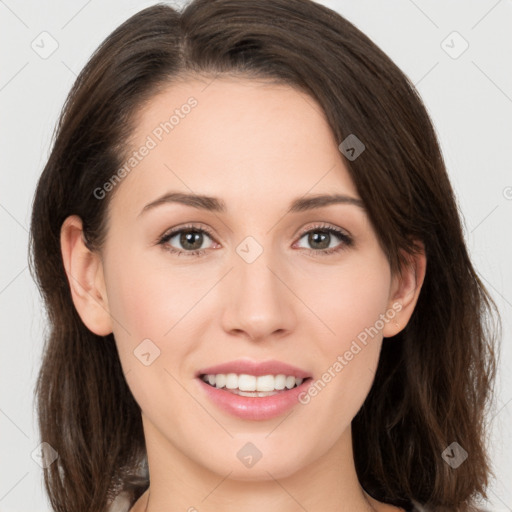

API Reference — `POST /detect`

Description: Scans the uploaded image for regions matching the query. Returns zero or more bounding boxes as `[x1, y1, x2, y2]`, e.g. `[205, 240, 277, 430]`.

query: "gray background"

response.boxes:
[1, 0, 511, 510]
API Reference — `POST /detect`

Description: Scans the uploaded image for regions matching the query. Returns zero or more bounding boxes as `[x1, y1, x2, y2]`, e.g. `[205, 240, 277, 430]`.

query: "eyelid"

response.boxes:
[156, 222, 217, 244]
[296, 222, 351, 239]
[293, 222, 353, 256]
[158, 222, 350, 241]
[157, 221, 353, 256]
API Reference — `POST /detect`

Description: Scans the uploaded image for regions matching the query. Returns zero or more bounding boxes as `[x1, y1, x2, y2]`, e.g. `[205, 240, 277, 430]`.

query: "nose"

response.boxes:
[220, 246, 297, 342]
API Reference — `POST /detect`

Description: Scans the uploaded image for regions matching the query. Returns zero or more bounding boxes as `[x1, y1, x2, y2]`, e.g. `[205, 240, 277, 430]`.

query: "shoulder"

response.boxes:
[106, 491, 132, 512]
[107, 488, 149, 512]
[409, 500, 493, 512]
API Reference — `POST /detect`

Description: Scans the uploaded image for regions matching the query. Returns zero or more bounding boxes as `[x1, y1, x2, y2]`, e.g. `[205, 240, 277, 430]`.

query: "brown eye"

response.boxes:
[176, 230, 207, 251]
[305, 231, 331, 250]
[295, 225, 352, 256]
[158, 225, 216, 257]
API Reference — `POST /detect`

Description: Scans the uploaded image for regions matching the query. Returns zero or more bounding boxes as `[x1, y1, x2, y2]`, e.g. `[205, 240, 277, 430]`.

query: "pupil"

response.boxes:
[310, 231, 329, 249]
[181, 231, 202, 250]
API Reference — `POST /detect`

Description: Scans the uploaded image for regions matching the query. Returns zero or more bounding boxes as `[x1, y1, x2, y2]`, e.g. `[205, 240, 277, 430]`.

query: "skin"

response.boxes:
[60, 77, 426, 512]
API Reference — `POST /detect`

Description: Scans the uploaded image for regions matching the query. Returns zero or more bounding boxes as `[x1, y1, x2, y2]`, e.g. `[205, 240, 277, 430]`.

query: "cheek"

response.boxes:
[103, 250, 198, 420]
[298, 249, 392, 351]
[104, 247, 200, 340]
[293, 250, 391, 425]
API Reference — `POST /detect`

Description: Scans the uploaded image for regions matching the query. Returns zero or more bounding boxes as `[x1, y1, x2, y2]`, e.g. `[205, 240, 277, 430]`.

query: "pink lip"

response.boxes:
[195, 359, 313, 421]
[196, 359, 312, 379]
[197, 377, 312, 421]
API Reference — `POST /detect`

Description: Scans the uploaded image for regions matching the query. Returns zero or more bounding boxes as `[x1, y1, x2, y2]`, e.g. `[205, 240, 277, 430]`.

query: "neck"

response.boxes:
[134, 417, 380, 512]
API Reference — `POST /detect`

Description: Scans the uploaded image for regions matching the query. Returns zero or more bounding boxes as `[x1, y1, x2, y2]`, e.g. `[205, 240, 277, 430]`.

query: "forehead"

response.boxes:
[112, 77, 359, 215]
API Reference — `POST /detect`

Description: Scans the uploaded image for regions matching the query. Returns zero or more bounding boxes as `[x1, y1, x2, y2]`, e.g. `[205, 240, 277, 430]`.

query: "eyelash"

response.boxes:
[156, 222, 353, 258]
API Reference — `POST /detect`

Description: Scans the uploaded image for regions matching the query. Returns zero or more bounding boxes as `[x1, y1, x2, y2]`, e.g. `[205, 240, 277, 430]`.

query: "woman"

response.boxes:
[29, 1, 499, 511]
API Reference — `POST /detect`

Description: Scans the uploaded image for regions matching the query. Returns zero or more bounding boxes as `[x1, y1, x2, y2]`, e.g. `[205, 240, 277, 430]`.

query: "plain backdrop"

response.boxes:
[1, 0, 511, 510]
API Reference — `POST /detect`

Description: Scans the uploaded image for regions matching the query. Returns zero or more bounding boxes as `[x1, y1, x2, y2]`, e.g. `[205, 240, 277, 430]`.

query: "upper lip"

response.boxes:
[196, 359, 312, 379]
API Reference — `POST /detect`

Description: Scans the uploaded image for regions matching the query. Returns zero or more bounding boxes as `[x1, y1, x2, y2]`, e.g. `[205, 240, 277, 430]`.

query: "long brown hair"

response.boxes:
[29, 1, 500, 511]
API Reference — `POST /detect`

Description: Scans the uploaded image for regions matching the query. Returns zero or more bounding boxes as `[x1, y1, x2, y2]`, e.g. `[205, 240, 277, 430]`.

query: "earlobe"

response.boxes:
[383, 242, 427, 338]
[60, 215, 113, 336]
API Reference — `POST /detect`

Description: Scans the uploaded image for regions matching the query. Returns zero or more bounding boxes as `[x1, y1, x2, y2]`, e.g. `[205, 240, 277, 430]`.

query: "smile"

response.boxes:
[197, 376, 312, 420]
[200, 373, 305, 397]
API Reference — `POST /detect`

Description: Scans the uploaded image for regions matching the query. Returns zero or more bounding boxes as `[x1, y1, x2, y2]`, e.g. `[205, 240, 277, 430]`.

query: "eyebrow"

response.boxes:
[138, 191, 365, 217]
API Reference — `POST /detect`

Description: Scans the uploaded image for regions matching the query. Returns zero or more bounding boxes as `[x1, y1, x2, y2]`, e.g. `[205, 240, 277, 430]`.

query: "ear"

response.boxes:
[382, 241, 427, 338]
[60, 215, 113, 336]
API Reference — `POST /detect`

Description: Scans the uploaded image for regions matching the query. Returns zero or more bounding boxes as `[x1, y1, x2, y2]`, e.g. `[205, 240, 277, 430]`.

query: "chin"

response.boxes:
[203, 447, 311, 482]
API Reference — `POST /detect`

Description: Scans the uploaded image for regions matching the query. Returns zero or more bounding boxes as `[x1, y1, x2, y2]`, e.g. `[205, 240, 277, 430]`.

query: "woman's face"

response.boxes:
[80, 77, 413, 480]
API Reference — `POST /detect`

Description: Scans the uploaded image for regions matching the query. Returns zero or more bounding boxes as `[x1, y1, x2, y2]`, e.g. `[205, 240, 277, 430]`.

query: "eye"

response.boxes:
[294, 223, 353, 256]
[157, 222, 353, 258]
[157, 224, 217, 257]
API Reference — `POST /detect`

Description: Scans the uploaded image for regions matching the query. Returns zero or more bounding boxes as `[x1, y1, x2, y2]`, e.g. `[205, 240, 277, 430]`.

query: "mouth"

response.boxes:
[195, 361, 313, 421]
[199, 373, 312, 397]
[195, 360, 313, 421]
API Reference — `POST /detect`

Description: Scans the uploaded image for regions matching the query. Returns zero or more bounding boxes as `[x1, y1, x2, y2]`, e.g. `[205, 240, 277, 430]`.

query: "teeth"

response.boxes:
[229, 389, 279, 397]
[225, 373, 238, 389]
[201, 373, 304, 392]
[238, 374, 256, 391]
[216, 374, 226, 388]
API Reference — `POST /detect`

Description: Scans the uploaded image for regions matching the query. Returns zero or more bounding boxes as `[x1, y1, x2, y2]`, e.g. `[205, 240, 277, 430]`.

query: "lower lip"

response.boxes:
[197, 378, 312, 421]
